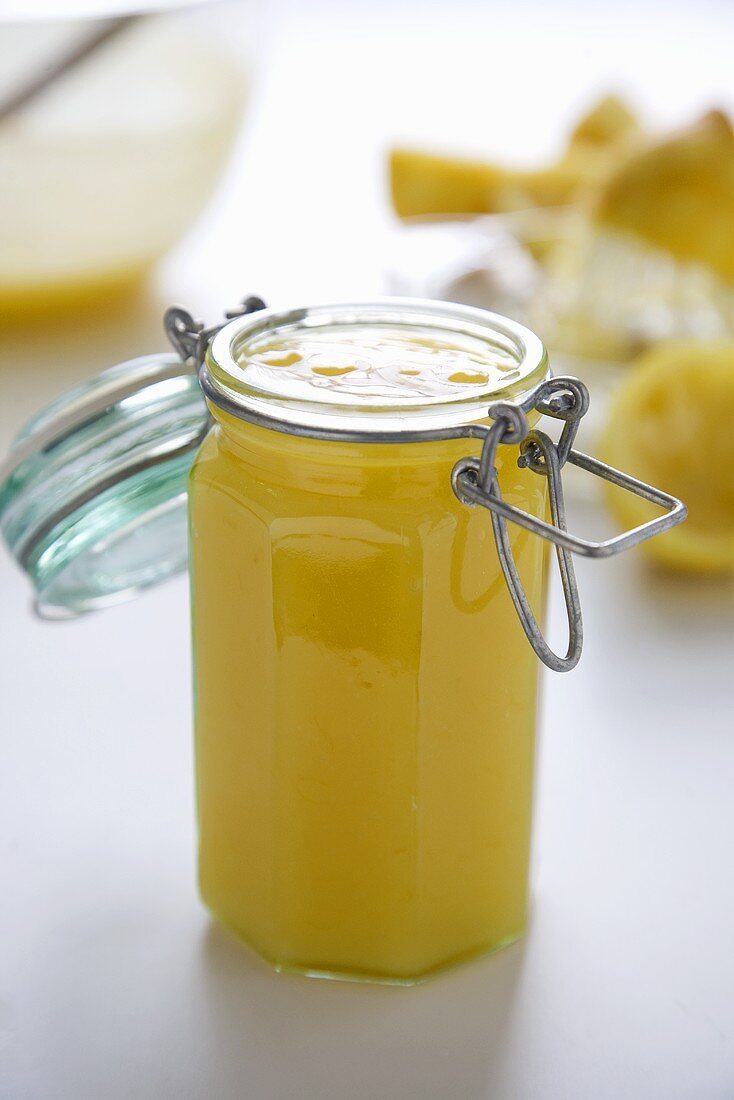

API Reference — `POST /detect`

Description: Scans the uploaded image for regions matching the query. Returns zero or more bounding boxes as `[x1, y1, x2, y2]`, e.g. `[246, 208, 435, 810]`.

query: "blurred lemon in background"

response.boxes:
[390, 94, 643, 222]
[596, 110, 734, 282]
[549, 109, 734, 360]
[600, 341, 734, 573]
[389, 99, 734, 362]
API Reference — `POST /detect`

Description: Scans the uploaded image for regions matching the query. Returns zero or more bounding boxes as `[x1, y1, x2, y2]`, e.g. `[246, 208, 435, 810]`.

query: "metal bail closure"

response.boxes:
[452, 378, 688, 673]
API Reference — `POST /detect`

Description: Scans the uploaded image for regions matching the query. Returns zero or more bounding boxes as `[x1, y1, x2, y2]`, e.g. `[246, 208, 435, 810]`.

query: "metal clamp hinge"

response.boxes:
[164, 295, 267, 367]
[452, 377, 687, 672]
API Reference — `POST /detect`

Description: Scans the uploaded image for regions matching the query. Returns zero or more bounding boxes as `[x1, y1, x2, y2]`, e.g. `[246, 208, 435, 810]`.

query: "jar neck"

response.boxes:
[209, 405, 535, 499]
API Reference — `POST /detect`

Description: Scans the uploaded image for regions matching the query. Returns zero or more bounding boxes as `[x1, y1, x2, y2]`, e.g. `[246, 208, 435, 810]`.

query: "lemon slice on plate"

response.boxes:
[600, 341, 734, 573]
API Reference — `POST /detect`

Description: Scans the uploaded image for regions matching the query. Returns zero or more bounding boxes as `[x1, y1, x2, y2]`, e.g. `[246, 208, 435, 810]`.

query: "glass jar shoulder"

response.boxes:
[189, 412, 542, 516]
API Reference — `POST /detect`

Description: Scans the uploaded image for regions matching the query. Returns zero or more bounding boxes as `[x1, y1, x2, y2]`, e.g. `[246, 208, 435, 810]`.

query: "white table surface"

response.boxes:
[2, 3, 734, 1097]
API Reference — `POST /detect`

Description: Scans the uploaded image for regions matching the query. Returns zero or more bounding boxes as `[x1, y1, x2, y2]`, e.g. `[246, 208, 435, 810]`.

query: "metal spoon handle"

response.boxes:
[0, 14, 141, 124]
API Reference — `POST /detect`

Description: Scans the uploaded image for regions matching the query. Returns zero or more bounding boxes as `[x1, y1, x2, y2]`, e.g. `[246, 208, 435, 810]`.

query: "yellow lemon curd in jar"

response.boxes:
[189, 314, 548, 983]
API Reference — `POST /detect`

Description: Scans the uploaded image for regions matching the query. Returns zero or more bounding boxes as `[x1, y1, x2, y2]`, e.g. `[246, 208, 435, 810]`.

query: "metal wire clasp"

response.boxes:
[452, 378, 687, 672]
[165, 295, 267, 367]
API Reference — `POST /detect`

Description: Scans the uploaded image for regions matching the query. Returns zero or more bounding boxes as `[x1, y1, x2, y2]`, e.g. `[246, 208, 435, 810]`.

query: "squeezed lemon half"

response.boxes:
[389, 95, 642, 221]
[600, 341, 734, 573]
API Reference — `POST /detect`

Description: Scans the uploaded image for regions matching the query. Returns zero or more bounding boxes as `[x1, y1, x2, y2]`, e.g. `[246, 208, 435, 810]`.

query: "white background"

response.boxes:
[2, 1, 734, 1097]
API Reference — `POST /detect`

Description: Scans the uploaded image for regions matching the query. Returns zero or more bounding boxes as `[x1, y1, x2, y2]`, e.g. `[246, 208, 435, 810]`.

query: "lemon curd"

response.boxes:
[189, 305, 549, 983]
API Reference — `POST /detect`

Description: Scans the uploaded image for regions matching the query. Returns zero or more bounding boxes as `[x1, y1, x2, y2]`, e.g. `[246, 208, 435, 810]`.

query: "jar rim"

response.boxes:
[204, 298, 550, 438]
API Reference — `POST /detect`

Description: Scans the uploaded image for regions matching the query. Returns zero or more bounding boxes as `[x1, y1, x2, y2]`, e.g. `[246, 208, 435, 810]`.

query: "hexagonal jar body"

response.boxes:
[188, 302, 549, 984]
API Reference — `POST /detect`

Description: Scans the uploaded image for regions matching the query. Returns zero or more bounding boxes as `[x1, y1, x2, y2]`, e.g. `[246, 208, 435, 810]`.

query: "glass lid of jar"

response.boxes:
[0, 352, 207, 618]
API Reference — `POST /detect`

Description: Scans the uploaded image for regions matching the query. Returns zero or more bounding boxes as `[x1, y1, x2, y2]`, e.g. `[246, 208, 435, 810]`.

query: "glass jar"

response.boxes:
[192, 301, 549, 983]
[0, 297, 685, 984]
